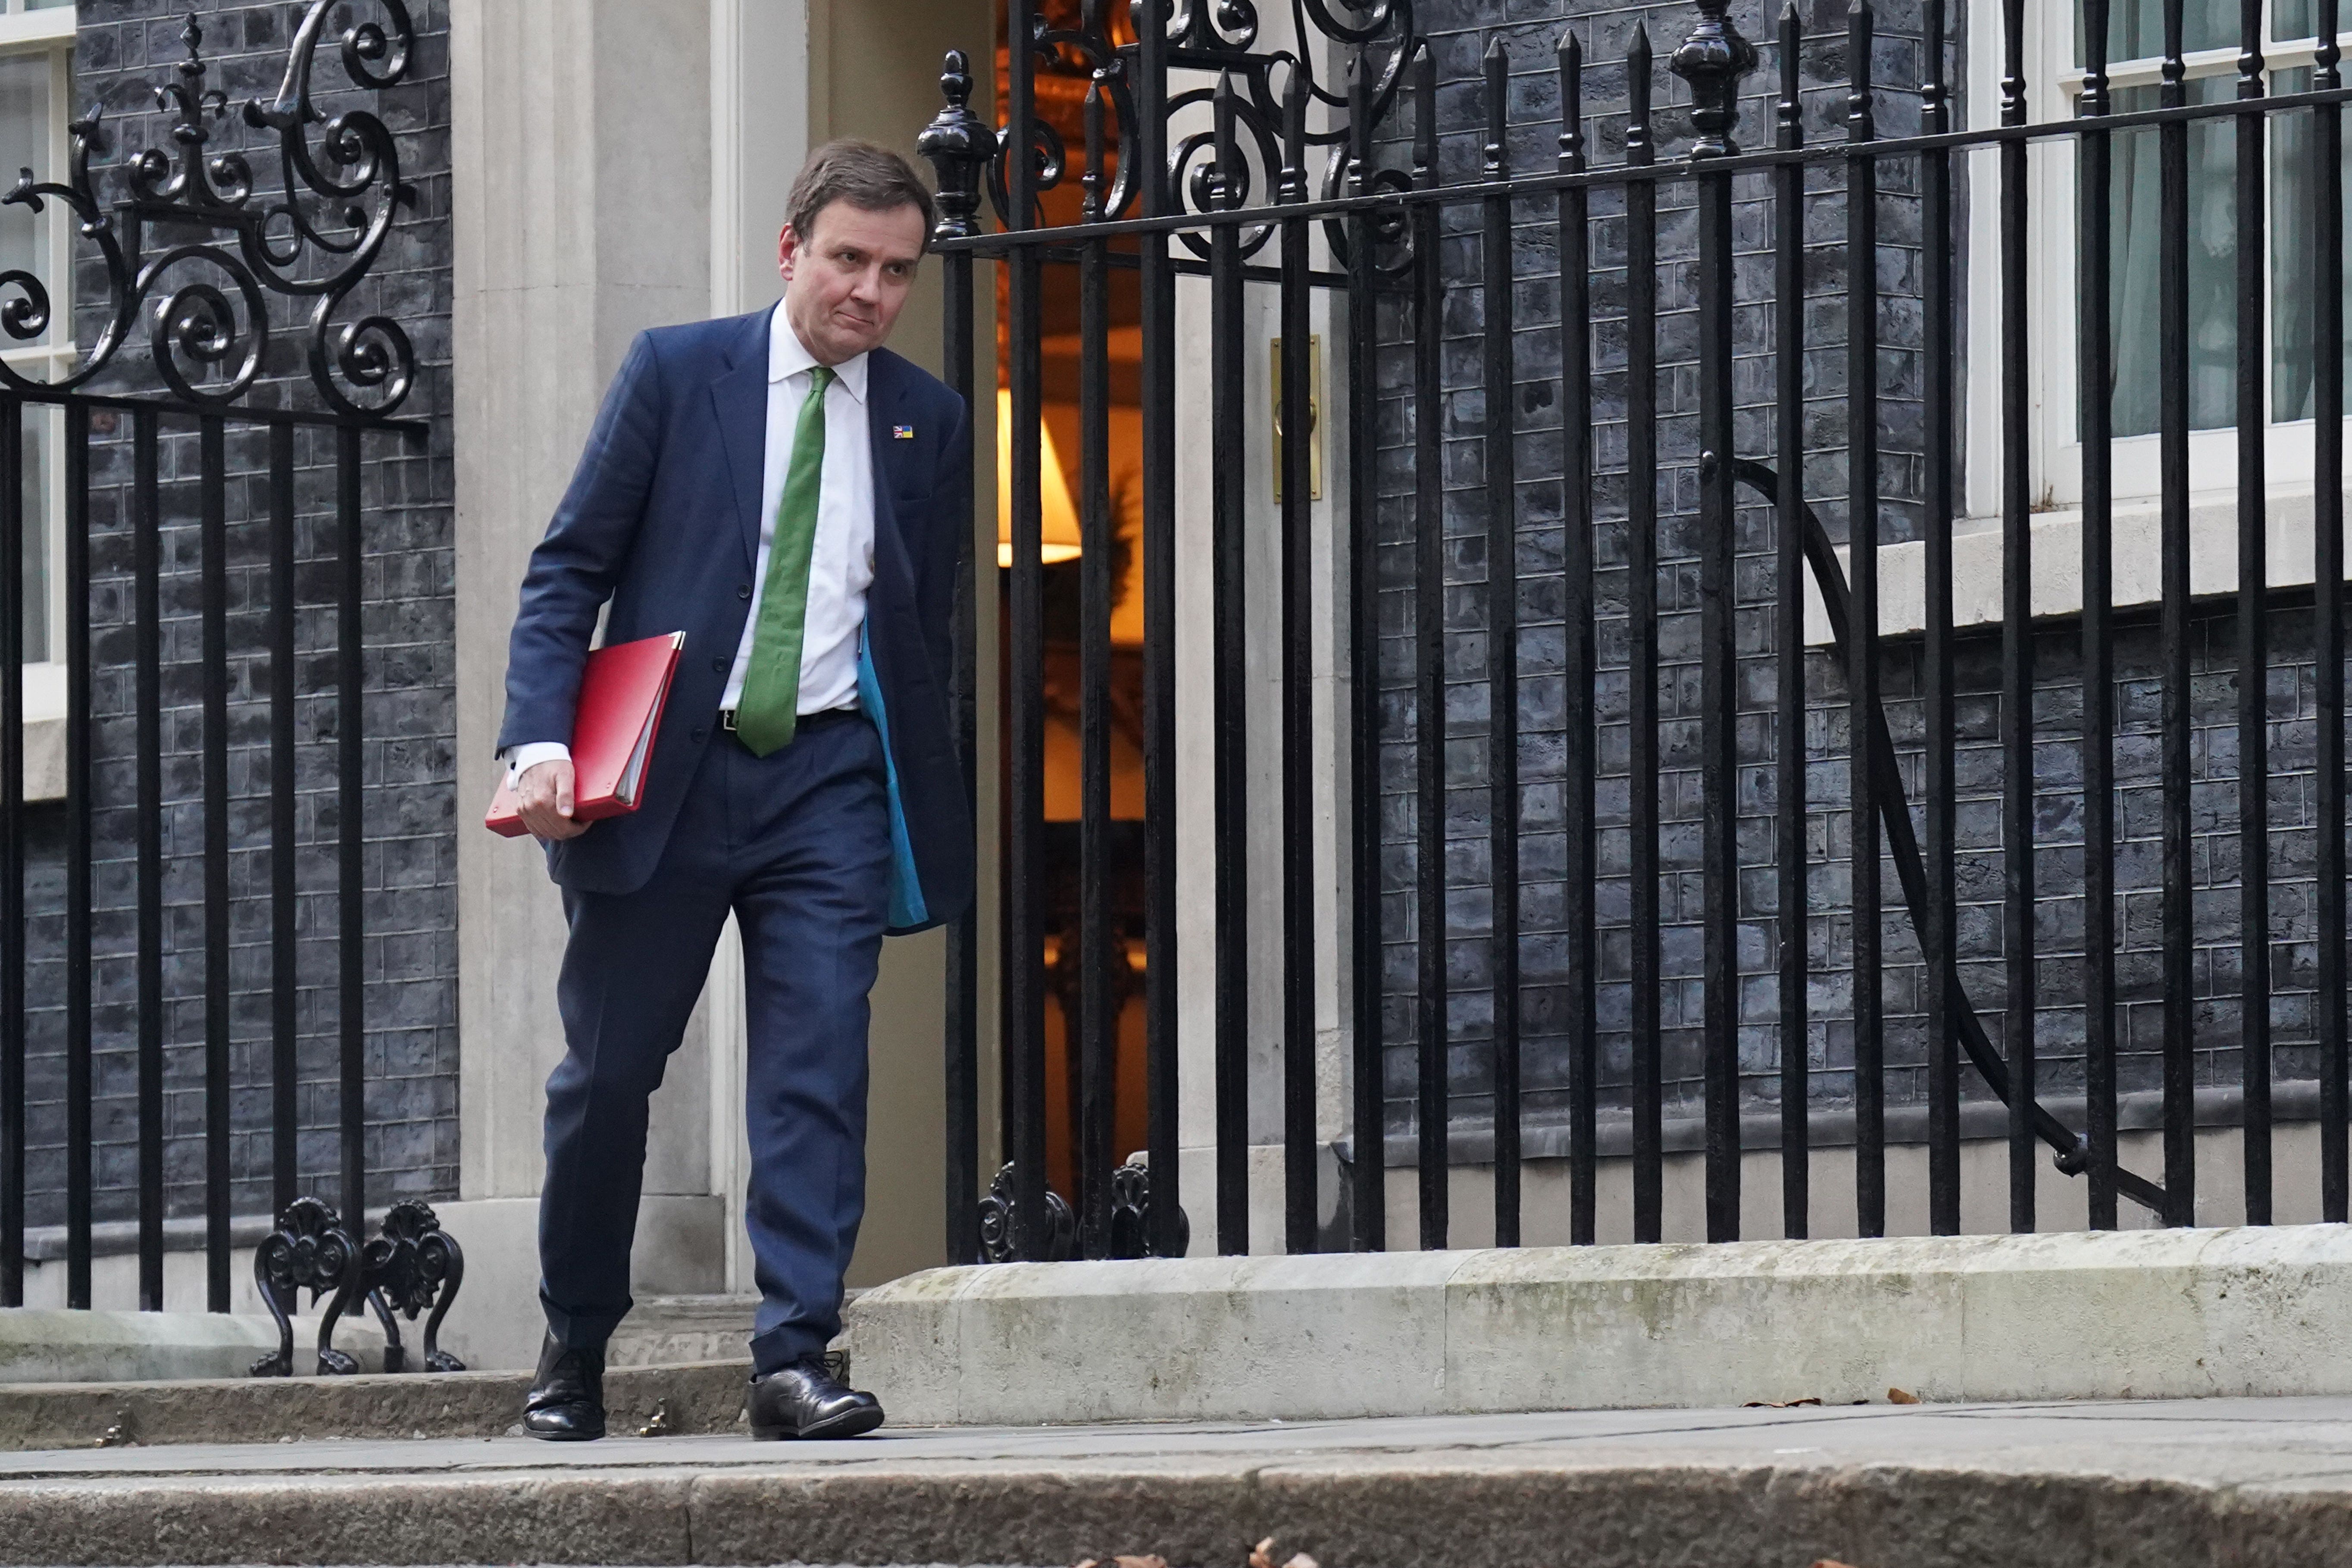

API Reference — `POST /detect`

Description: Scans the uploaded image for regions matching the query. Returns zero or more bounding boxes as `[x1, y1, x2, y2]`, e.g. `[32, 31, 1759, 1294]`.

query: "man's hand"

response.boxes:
[516, 759, 589, 841]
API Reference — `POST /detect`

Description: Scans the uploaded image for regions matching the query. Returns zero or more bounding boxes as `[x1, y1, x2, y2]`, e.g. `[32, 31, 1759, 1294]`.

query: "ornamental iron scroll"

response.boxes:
[361, 1199, 467, 1374]
[0, 2, 417, 417]
[919, 0, 1420, 254]
[1107, 1157, 1189, 1259]
[978, 1161, 1077, 1262]
[250, 1196, 470, 1377]
[248, 1196, 366, 1377]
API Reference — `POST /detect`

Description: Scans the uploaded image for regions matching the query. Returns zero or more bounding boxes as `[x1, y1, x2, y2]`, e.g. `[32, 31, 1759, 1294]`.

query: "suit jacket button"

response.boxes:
[691, 726, 708, 744]
[737, 583, 752, 599]
[711, 657, 728, 673]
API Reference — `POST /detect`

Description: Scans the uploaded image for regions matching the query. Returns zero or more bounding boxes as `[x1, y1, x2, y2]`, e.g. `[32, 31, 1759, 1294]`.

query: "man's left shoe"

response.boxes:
[522, 1332, 607, 1441]
[748, 1355, 885, 1440]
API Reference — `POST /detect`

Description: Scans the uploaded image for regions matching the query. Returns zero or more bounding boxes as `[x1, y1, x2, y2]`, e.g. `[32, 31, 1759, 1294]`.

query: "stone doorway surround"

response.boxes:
[446, 0, 991, 1371]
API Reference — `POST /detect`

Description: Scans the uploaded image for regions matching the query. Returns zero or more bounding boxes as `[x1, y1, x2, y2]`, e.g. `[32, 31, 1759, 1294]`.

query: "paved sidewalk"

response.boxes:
[5, 1397, 2352, 1565]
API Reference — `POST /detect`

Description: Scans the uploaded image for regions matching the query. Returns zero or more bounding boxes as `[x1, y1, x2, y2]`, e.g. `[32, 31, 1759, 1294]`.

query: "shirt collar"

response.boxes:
[769, 301, 867, 403]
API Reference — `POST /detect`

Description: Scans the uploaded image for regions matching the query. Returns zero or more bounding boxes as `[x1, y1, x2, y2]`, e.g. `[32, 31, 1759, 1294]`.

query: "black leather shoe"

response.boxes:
[522, 1332, 606, 1441]
[748, 1355, 884, 1440]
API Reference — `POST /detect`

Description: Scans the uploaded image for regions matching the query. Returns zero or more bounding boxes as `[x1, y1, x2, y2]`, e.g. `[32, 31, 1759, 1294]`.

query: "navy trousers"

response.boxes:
[538, 711, 892, 1374]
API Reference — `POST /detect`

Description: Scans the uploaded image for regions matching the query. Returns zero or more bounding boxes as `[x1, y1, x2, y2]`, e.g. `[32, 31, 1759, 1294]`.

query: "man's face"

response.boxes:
[778, 200, 927, 365]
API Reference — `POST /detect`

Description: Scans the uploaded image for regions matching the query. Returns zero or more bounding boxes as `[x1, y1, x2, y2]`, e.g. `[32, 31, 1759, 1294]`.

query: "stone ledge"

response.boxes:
[0, 1308, 388, 1385]
[0, 1360, 753, 1451]
[0, 1452, 2346, 1567]
[850, 1224, 2352, 1425]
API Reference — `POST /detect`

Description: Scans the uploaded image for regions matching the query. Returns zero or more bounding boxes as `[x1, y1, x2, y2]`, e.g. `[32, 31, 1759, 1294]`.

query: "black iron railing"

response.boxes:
[926, 0, 2352, 1263]
[0, 2, 460, 1376]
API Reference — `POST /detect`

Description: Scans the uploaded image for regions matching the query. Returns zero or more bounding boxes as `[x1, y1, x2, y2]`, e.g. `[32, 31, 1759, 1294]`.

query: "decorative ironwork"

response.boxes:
[360, 1199, 466, 1374]
[1107, 1157, 1188, 1258]
[919, 51, 994, 243]
[249, 1196, 366, 1377]
[929, 0, 1422, 246]
[250, 1196, 469, 1377]
[978, 1161, 1076, 1262]
[1668, 0, 1758, 158]
[0, 1, 416, 416]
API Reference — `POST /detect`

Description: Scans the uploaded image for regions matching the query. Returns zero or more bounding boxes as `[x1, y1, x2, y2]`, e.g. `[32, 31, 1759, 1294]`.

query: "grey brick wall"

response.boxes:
[1376, 0, 2331, 1154]
[16, 0, 454, 1229]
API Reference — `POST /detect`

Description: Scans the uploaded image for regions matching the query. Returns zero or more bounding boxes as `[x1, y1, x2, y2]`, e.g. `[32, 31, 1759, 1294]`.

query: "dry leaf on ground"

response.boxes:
[1248, 1537, 1317, 1568]
[1887, 1386, 1921, 1405]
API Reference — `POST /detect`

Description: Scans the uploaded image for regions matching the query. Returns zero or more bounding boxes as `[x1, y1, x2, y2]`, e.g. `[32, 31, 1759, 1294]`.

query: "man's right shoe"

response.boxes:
[748, 1355, 885, 1440]
[522, 1332, 606, 1441]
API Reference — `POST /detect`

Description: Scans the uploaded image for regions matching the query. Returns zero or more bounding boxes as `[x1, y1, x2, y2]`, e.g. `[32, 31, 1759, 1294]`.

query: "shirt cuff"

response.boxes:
[502, 742, 572, 789]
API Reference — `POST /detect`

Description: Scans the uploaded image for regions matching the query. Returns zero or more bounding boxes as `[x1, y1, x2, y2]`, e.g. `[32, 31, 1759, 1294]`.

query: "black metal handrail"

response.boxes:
[1736, 457, 2169, 1216]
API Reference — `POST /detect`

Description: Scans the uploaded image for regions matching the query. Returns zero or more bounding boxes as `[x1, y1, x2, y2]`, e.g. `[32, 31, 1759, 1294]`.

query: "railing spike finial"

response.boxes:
[1671, 0, 1760, 158]
[918, 48, 992, 244]
[1484, 34, 1509, 179]
[1777, 3, 1803, 143]
[1848, 0, 1877, 139]
[1558, 30, 1585, 172]
[1626, 25, 1654, 162]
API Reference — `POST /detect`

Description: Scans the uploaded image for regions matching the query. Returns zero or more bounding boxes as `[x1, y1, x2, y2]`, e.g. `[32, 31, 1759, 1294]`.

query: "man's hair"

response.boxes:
[787, 139, 936, 249]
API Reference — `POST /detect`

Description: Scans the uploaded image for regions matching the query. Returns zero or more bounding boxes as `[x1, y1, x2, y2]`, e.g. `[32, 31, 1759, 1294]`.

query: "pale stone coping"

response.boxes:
[0, 1307, 386, 1383]
[852, 1224, 2352, 1426]
[1806, 485, 2336, 645]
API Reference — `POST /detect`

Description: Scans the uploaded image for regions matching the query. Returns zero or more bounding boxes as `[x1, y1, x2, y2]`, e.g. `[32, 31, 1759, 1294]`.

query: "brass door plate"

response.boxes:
[1270, 333, 1323, 503]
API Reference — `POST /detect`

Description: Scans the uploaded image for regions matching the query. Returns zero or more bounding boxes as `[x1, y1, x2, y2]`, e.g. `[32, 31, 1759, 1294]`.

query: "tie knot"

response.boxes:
[808, 365, 834, 394]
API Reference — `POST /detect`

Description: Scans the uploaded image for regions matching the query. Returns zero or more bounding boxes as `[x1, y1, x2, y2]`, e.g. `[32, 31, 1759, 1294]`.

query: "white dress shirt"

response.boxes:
[505, 304, 876, 785]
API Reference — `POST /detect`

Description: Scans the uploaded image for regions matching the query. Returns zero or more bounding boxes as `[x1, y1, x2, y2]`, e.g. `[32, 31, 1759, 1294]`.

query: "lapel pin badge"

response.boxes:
[892, 423, 916, 439]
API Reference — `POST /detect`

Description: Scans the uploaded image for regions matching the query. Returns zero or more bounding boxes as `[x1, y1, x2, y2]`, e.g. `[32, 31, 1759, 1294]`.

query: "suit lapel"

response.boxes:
[865, 353, 918, 602]
[712, 311, 771, 569]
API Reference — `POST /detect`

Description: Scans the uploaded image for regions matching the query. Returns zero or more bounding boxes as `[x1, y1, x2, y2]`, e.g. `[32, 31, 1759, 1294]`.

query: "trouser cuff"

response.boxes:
[541, 1286, 626, 1351]
[749, 1322, 832, 1377]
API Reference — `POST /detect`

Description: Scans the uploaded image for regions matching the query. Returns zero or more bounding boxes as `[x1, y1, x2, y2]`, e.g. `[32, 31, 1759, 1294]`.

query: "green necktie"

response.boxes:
[733, 364, 833, 757]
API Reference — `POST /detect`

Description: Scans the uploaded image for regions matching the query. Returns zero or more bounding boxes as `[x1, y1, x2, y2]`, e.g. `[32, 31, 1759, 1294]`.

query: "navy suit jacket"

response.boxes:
[497, 308, 973, 934]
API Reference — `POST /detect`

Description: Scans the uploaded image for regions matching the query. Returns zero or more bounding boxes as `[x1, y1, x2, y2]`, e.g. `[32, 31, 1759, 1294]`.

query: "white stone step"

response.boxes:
[604, 1294, 761, 1368]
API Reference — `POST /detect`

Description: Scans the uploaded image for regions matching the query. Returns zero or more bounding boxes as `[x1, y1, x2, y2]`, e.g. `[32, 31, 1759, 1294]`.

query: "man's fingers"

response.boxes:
[554, 770, 574, 816]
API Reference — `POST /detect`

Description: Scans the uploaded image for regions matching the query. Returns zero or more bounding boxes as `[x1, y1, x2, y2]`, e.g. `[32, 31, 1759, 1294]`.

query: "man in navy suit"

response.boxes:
[497, 141, 970, 1441]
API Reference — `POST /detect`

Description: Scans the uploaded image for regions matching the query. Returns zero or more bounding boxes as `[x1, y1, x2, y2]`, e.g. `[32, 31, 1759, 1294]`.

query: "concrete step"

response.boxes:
[851, 1225, 2352, 1426]
[607, 1290, 860, 1371]
[0, 1398, 2346, 1565]
[0, 1360, 752, 1452]
[605, 1294, 762, 1368]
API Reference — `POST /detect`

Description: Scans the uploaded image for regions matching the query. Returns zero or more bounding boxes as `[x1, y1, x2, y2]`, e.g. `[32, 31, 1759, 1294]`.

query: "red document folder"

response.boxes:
[485, 631, 686, 839]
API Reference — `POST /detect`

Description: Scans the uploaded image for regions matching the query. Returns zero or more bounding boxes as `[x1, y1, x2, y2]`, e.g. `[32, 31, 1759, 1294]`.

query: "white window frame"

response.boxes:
[3, 1, 72, 766]
[1843, 0, 2352, 643]
[3, 1, 74, 797]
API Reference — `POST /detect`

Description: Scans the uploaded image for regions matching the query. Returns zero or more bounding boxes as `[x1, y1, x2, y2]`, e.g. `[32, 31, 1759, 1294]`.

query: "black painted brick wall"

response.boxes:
[16, 0, 454, 1229]
[1376, 0, 2333, 1154]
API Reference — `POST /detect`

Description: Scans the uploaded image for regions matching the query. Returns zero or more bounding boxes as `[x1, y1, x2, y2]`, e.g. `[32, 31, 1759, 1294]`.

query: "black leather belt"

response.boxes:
[718, 705, 860, 735]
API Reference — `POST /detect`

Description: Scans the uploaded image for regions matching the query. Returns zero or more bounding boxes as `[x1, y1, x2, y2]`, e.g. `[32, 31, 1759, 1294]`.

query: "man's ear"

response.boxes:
[777, 222, 799, 282]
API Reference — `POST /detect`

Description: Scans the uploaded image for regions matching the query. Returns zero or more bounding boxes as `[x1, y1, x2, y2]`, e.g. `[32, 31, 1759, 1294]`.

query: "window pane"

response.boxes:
[16, 401, 43, 663]
[2103, 78, 2239, 438]
[21, 2, 75, 11]
[2270, 68, 2352, 419]
[0, 53, 51, 349]
[2081, 0, 2236, 63]
[2274, 0, 2319, 41]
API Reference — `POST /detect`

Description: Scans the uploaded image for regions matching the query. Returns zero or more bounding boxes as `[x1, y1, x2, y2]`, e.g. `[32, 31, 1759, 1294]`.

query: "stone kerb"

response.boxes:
[848, 1226, 2352, 1425]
